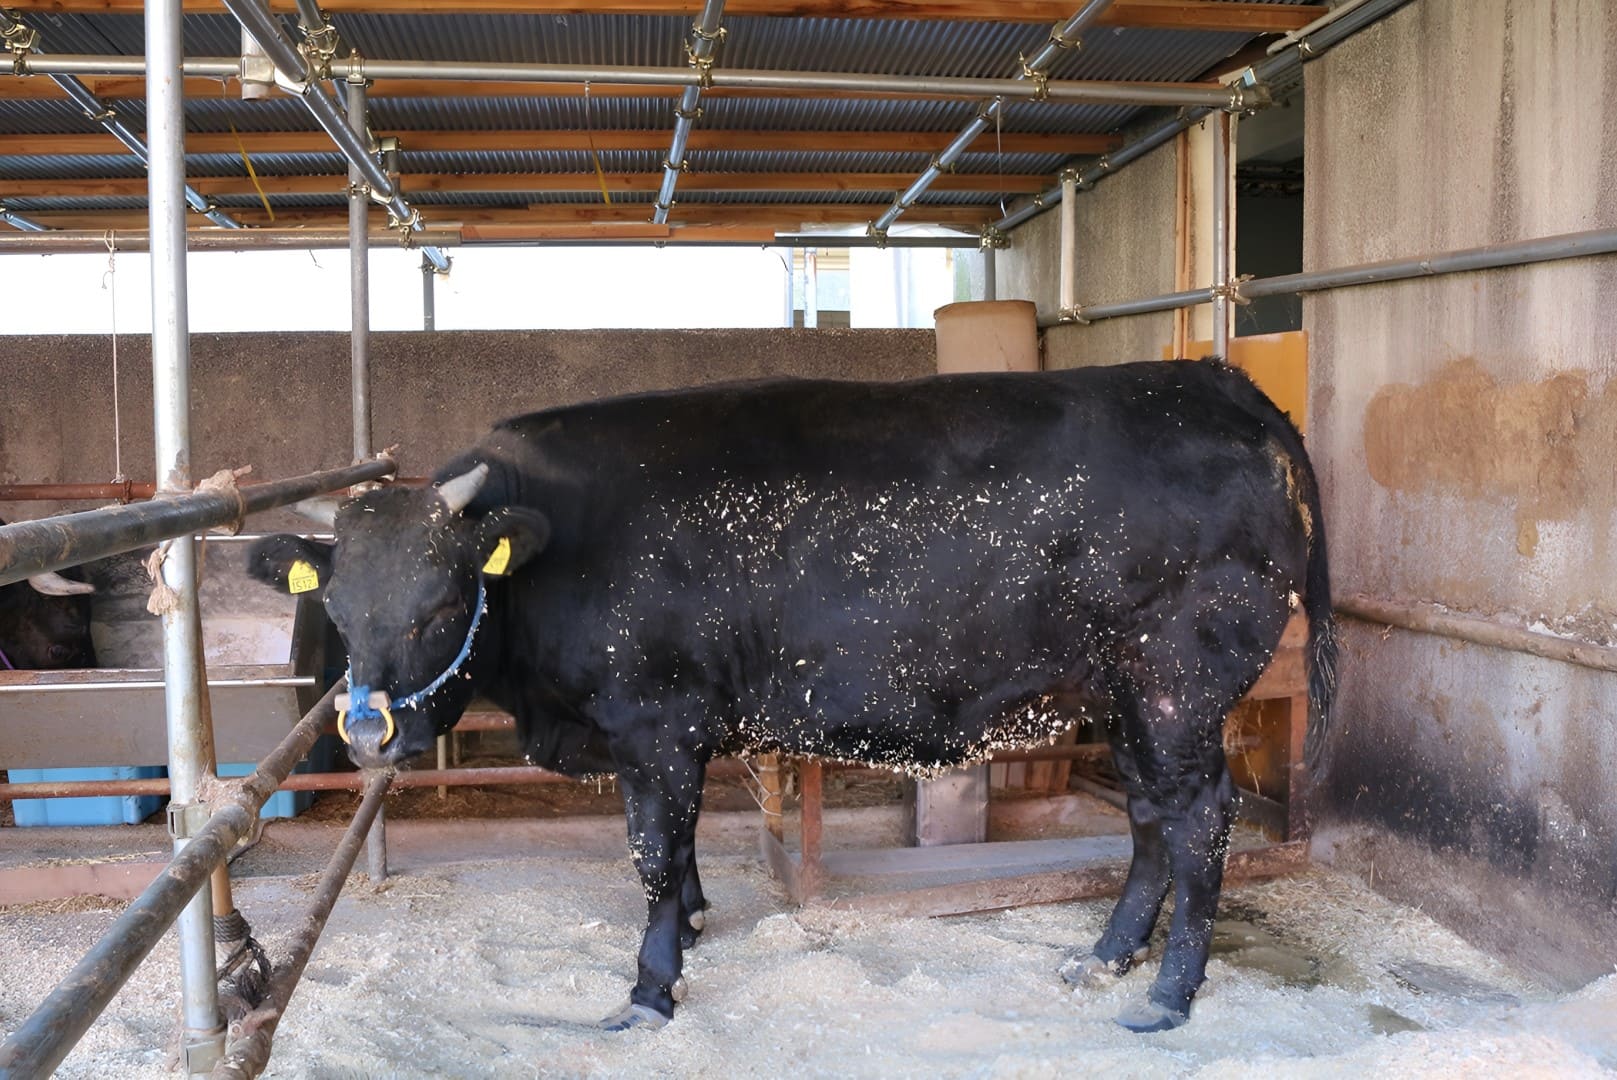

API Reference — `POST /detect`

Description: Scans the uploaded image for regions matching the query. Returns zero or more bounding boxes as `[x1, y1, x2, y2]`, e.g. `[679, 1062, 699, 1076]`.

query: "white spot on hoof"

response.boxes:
[671, 976, 688, 1003]
[1061, 946, 1148, 989]
[687, 909, 706, 932]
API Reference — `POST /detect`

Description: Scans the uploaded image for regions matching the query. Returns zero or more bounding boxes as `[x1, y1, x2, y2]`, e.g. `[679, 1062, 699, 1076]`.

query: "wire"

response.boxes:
[102, 230, 124, 485]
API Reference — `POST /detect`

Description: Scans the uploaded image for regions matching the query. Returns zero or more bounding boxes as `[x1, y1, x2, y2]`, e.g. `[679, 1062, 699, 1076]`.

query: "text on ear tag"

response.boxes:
[482, 536, 513, 576]
[288, 559, 320, 594]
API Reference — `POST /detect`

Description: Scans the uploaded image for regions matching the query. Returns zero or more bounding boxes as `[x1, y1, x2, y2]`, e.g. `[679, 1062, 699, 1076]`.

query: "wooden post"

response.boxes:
[757, 752, 785, 841]
[797, 759, 824, 898]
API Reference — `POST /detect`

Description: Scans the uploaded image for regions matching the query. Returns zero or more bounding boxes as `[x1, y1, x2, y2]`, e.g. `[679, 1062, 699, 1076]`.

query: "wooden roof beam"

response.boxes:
[0, 128, 1123, 157]
[4, 3, 1325, 32]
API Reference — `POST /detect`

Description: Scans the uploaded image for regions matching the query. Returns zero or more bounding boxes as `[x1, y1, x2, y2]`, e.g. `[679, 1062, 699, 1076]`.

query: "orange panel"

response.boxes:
[1166, 329, 1309, 433]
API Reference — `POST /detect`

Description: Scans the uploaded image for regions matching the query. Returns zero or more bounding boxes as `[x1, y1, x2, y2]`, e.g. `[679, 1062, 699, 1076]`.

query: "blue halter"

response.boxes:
[342, 573, 488, 733]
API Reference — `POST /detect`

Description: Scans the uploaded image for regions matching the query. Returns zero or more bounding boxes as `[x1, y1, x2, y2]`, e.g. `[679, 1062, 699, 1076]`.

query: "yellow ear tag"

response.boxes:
[482, 536, 513, 576]
[287, 559, 320, 594]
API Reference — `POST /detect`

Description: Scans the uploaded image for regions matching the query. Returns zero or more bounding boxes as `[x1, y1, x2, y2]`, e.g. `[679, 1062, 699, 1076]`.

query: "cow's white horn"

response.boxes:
[292, 497, 341, 527]
[28, 571, 95, 596]
[436, 463, 490, 515]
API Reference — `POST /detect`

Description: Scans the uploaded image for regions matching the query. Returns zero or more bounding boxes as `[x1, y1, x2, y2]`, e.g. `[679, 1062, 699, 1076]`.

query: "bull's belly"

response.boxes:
[735, 679, 1089, 777]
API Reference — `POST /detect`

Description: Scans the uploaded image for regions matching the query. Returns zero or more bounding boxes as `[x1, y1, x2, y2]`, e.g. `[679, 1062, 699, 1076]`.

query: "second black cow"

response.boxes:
[0, 516, 98, 671]
[248, 359, 1333, 1033]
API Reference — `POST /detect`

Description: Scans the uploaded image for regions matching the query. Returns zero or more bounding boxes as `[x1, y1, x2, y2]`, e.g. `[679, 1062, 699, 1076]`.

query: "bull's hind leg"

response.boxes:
[1062, 792, 1169, 988]
[1117, 764, 1235, 1033]
[599, 758, 705, 1031]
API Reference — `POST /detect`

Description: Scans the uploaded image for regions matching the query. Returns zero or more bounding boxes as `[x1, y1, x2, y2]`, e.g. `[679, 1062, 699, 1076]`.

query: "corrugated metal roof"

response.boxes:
[0, 3, 1316, 235]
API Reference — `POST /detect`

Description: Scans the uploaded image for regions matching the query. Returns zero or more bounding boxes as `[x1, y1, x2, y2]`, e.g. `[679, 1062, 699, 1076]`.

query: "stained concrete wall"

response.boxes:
[1305, 0, 1617, 987]
[0, 329, 934, 527]
[996, 131, 1179, 369]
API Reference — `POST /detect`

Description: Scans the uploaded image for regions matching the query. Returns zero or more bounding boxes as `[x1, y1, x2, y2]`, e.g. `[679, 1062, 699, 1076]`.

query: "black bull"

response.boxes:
[248, 359, 1333, 1033]
[0, 516, 98, 671]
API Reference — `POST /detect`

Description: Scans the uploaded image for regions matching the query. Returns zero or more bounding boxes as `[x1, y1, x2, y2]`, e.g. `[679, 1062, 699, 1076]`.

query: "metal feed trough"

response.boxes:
[0, 553, 331, 777]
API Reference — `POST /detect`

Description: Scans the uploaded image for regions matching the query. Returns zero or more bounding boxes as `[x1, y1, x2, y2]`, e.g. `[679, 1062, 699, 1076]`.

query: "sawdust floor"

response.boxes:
[1, 806, 1613, 1079]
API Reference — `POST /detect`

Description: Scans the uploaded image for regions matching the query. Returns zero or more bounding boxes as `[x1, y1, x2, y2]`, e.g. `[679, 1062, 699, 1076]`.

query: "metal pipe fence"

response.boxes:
[0, 684, 346, 1077]
[0, 458, 396, 586]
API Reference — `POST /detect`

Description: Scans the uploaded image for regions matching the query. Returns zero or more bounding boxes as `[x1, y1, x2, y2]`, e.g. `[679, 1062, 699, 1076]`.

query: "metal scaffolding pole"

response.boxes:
[422, 256, 438, 330]
[0, 204, 47, 232]
[0, 8, 240, 230]
[653, 0, 725, 225]
[0, 459, 396, 586]
[1054, 225, 1617, 326]
[144, 0, 224, 1070]
[1057, 169, 1078, 320]
[347, 75, 372, 462]
[218, 0, 449, 273]
[872, 0, 1114, 236]
[213, 772, 390, 1078]
[991, 0, 1417, 234]
[15, 52, 1243, 109]
[0, 226, 462, 253]
[1210, 109, 1232, 359]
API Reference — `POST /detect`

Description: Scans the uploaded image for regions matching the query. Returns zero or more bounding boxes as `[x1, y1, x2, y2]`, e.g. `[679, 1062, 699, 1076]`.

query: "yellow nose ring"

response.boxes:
[335, 691, 397, 749]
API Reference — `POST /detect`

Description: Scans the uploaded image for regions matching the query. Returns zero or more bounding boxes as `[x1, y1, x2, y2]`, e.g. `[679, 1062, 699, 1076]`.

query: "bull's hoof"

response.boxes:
[1115, 999, 1188, 1033]
[1061, 946, 1149, 989]
[671, 977, 688, 1003]
[597, 1002, 670, 1032]
[688, 908, 706, 933]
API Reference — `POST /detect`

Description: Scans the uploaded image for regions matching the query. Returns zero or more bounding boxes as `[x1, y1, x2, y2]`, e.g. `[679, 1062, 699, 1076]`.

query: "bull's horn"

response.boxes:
[28, 571, 95, 596]
[436, 464, 489, 515]
[291, 497, 341, 527]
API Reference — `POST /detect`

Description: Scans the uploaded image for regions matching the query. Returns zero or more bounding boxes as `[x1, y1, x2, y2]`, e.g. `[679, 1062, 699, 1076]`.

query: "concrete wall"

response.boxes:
[0, 329, 935, 526]
[1305, 0, 1617, 987]
[997, 132, 1180, 369]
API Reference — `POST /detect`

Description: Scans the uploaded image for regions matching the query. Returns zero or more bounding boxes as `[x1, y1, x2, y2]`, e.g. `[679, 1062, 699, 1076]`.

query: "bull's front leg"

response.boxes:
[599, 758, 705, 1031]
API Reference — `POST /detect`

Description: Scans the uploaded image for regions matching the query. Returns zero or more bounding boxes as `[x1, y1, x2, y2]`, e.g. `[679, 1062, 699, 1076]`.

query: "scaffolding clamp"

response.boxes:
[865, 222, 889, 250]
[2, 13, 37, 75]
[388, 205, 423, 239]
[978, 224, 1009, 250]
[1212, 274, 1254, 306]
[1226, 78, 1271, 114]
[1047, 19, 1084, 52]
[661, 157, 691, 173]
[673, 102, 704, 122]
[304, 21, 342, 70]
[166, 800, 210, 841]
[684, 30, 724, 89]
[344, 49, 368, 86]
[1018, 54, 1051, 101]
[1057, 305, 1089, 325]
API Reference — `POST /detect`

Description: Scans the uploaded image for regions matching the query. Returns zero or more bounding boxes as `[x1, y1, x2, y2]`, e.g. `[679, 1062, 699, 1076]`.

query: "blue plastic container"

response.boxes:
[11, 766, 167, 827]
[217, 733, 340, 819]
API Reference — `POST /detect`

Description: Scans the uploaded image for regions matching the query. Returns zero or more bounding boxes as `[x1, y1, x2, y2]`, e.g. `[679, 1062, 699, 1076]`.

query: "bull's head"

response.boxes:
[246, 465, 548, 768]
[0, 569, 98, 670]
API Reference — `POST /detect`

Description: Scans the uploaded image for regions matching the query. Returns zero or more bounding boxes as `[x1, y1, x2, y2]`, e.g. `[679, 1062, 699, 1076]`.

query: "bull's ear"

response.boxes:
[246, 535, 334, 596]
[473, 508, 549, 577]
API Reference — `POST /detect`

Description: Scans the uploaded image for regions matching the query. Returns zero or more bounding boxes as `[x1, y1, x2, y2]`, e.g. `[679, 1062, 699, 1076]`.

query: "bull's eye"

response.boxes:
[48, 644, 75, 664]
[426, 599, 463, 629]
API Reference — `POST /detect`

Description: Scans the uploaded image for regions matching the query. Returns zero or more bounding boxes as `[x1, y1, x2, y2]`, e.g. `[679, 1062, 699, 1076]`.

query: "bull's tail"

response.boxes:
[1298, 472, 1337, 769]
[1205, 359, 1336, 767]
[1262, 396, 1336, 768]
